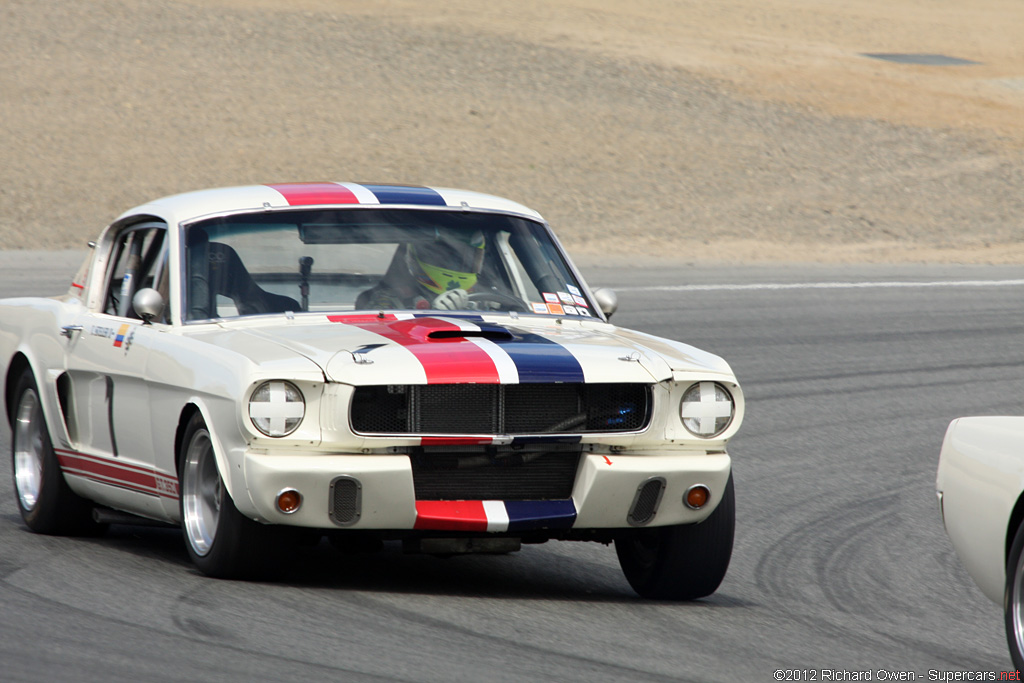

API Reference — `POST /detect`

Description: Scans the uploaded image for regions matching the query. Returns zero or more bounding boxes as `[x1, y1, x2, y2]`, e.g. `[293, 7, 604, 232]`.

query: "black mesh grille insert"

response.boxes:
[350, 385, 408, 434]
[504, 384, 582, 432]
[416, 384, 499, 433]
[330, 477, 361, 526]
[411, 451, 581, 501]
[351, 383, 650, 435]
[628, 478, 665, 526]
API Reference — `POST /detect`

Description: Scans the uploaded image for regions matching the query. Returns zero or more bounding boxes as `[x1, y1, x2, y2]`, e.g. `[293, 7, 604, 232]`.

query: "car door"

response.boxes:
[60, 221, 173, 518]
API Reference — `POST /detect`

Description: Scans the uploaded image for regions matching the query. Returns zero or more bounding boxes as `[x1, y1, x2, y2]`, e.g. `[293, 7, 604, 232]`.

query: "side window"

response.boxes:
[103, 225, 168, 320]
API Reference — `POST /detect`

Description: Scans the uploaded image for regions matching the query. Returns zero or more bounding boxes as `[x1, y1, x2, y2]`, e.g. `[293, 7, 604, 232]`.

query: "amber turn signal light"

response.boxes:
[684, 485, 710, 510]
[276, 489, 302, 514]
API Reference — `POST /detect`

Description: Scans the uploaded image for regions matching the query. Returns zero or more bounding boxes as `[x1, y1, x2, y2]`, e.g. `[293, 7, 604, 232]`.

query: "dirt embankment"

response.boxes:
[1, 0, 1022, 262]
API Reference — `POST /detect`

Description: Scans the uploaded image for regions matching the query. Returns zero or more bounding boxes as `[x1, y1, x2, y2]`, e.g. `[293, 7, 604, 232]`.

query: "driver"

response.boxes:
[359, 229, 486, 310]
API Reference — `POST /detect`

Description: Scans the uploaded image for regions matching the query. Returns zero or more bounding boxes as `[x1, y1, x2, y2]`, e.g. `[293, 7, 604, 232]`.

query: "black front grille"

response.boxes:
[351, 383, 650, 435]
[411, 451, 581, 501]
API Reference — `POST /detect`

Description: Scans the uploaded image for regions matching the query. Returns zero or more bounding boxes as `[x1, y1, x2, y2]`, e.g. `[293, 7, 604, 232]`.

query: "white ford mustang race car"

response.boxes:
[938, 418, 1024, 665]
[2, 183, 743, 599]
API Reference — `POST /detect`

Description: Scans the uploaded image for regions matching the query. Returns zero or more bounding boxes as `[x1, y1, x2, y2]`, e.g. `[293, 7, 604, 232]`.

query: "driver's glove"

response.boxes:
[432, 288, 471, 310]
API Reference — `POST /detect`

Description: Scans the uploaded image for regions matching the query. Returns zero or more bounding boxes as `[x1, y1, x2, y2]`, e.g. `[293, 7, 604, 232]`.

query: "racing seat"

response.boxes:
[186, 229, 301, 319]
[354, 243, 410, 310]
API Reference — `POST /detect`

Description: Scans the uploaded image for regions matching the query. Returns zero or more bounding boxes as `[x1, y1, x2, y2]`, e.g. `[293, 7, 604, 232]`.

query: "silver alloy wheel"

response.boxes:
[13, 388, 45, 511]
[1012, 546, 1024, 658]
[181, 428, 222, 556]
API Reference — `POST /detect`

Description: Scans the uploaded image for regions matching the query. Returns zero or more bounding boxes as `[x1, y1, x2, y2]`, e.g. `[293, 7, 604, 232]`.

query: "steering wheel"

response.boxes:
[468, 291, 529, 312]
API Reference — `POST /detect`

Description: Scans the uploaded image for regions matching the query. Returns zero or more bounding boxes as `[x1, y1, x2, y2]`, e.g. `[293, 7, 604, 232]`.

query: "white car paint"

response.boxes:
[2, 183, 743, 565]
[937, 416, 1024, 603]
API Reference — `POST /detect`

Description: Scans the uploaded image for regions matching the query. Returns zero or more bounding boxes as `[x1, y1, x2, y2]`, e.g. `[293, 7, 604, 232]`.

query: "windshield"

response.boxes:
[182, 208, 596, 321]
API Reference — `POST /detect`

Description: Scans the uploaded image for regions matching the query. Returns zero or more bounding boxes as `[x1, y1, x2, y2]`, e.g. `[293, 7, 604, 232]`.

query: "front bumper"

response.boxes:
[239, 450, 731, 532]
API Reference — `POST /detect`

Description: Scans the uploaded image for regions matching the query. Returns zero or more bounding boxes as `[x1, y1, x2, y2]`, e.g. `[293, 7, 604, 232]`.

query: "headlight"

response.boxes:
[249, 381, 305, 437]
[680, 382, 734, 438]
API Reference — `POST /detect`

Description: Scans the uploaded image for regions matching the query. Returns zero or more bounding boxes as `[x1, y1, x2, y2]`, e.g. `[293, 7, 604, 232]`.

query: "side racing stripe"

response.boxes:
[414, 500, 577, 532]
[55, 449, 179, 500]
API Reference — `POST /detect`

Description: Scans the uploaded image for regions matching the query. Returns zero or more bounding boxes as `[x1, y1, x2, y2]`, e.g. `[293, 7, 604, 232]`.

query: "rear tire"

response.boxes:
[10, 369, 99, 535]
[615, 474, 735, 600]
[178, 412, 290, 579]
[1004, 520, 1024, 670]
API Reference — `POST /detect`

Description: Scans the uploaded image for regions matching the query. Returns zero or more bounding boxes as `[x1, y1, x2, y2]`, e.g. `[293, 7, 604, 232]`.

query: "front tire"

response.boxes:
[1004, 521, 1024, 669]
[615, 474, 735, 600]
[10, 369, 98, 535]
[178, 412, 289, 578]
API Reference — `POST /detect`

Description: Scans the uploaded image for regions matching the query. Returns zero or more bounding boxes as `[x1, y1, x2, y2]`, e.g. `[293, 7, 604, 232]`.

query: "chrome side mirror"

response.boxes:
[132, 288, 164, 324]
[592, 287, 618, 319]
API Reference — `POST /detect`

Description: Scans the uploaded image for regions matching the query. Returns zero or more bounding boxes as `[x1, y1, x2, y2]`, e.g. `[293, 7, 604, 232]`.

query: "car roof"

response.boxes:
[116, 183, 545, 226]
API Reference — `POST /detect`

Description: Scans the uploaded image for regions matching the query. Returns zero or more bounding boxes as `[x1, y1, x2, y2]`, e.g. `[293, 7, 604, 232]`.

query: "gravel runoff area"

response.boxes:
[1, 0, 1022, 263]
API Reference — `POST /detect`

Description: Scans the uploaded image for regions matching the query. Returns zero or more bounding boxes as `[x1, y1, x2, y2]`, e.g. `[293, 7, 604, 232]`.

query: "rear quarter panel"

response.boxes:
[0, 297, 83, 434]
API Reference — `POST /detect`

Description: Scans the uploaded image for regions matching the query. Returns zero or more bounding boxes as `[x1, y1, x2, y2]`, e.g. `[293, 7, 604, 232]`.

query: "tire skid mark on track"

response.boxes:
[754, 488, 902, 614]
[751, 488, 922, 652]
[933, 546, 992, 606]
[170, 615, 232, 639]
[813, 492, 904, 617]
[750, 483, 995, 666]
[171, 588, 235, 641]
[0, 558, 22, 580]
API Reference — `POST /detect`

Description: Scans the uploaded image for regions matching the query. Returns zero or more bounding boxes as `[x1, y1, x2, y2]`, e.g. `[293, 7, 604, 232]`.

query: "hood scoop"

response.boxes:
[427, 328, 514, 342]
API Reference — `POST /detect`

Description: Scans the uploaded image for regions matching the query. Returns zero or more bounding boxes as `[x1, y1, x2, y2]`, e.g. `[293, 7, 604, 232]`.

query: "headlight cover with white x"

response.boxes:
[249, 380, 306, 437]
[679, 381, 735, 438]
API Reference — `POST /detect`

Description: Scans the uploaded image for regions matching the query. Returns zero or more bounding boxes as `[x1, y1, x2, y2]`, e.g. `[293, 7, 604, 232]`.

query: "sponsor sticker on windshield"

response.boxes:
[531, 302, 548, 314]
[542, 292, 559, 303]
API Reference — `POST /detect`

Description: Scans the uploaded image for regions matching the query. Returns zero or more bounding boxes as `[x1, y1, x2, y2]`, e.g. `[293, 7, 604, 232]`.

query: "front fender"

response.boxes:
[176, 396, 262, 521]
[937, 416, 1024, 604]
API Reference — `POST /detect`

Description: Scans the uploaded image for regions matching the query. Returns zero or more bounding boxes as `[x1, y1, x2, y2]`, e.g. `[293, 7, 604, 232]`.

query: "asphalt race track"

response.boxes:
[2, 256, 1022, 681]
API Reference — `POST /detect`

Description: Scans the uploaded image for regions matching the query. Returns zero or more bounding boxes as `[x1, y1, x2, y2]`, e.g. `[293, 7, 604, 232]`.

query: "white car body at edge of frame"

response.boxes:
[937, 416, 1024, 666]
